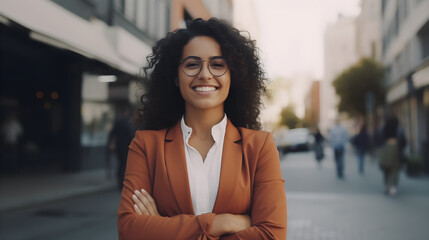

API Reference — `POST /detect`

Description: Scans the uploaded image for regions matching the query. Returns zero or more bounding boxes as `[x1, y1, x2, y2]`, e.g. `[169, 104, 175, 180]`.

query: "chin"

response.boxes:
[188, 101, 224, 111]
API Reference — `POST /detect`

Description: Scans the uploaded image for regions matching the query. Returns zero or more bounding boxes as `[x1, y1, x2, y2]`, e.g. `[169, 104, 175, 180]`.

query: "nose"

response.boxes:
[198, 62, 212, 79]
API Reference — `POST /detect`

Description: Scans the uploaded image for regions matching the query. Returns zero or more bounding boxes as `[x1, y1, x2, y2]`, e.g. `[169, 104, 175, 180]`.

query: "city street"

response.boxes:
[1, 147, 429, 240]
[284, 147, 429, 240]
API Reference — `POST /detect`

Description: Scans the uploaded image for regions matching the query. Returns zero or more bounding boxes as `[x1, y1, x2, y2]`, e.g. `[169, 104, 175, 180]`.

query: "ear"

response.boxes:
[174, 78, 179, 86]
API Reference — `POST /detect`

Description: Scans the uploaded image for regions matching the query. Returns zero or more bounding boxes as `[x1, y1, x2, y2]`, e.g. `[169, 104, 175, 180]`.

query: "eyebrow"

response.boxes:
[184, 56, 224, 60]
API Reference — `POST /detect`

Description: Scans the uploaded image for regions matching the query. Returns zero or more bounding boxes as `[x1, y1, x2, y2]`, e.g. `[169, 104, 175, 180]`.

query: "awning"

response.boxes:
[386, 80, 408, 104]
[387, 59, 429, 104]
[413, 60, 429, 89]
[0, 0, 151, 75]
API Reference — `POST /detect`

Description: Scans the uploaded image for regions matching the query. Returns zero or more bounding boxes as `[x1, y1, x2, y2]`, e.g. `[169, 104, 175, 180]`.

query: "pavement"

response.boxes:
[0, 168, 116, 214]
[283, 146, 429, 240]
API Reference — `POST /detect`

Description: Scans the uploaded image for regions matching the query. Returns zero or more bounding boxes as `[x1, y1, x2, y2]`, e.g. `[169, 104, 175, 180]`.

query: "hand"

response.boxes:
[230, 214, 251, 233]
[132, 189, 160, 216]
[209, 214, 251, 237]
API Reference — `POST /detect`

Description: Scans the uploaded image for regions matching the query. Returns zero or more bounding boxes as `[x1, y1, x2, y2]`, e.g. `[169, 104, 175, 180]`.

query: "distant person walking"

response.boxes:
[313, 127, 325, 166]
[329, 120, 349, 179]
[0, 113, 23, 173]
[108, 107, 135, 190]
[351, 123, 368, 174]
[378, 115, 406, 196]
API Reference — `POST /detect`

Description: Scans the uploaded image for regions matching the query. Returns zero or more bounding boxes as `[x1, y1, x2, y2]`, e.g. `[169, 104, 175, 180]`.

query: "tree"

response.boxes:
[279, 105, 300, 129]
[332, 58, 385, 117]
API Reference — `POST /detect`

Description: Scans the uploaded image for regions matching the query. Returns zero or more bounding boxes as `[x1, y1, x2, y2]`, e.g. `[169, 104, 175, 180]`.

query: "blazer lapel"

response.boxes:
[164, 121, 194, 215]
[213, 119, 242, 213]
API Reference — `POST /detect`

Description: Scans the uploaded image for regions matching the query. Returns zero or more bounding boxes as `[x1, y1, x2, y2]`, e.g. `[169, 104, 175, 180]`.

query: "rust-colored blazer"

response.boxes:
[118, 119, 287, 240]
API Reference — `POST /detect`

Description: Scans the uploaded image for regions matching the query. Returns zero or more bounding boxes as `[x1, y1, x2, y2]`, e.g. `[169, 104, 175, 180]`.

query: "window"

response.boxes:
[403, 0, 407, 19]
[382, 0, 387, 15]
[147, 0, 156, 37]
[115, 0, 125, 12]
[125, 0, 136, 22]
[136, 0, 148, 30]
[81, 102, 114, 147]
[395, 5, 399, 35]
[157, 1, 168, 38]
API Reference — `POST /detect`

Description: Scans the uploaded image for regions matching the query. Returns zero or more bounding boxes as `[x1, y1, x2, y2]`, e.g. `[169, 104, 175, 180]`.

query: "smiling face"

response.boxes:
[177, 36, 231, 113]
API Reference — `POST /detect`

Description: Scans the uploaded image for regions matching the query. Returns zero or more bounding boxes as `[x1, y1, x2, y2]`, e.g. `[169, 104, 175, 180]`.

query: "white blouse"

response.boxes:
[180, 115, 227, 215]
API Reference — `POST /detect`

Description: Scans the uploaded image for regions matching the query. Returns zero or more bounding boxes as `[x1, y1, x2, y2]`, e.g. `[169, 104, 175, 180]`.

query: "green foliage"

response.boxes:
[332, 58, 385, 116]
[279, 105, 300, 129]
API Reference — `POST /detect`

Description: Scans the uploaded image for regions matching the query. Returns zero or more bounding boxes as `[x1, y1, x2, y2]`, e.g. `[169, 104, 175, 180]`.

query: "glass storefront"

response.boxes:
[81, 102, 115, 147]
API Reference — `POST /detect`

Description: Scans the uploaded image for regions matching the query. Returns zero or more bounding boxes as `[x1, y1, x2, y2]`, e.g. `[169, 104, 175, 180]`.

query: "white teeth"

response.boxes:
[194, 86, 216, 92]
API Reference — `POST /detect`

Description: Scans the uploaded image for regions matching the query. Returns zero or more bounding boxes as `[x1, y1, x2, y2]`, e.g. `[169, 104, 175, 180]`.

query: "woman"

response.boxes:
[313, 127, 324, 166]
[378, 115, 404, 196]
[118, 18, 287, 239]
[351, 124, 368, 174]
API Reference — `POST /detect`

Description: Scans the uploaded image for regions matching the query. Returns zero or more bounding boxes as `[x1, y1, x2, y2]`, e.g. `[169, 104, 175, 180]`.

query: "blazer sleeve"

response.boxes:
[117, 134, 219, 240]
[223, 133, 287, 240]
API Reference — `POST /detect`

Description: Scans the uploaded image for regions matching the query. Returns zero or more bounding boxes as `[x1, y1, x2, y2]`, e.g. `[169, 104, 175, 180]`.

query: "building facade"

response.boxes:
[170, 0, 233, 30]
[0, 0, 169, 173]
[381, 0, 429, 171]
[357, 0, 382, 60]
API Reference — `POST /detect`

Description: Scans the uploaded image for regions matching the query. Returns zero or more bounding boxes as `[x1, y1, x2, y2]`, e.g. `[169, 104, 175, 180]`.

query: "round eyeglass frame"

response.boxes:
[179, 56, 228, 77]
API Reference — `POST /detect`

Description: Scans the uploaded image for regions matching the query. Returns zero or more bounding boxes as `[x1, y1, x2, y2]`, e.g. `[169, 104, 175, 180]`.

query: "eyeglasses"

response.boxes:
[180, 56, 228, 77]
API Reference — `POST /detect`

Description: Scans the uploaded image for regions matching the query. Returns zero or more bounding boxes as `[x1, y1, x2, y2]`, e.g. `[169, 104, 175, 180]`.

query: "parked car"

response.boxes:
[274, 128, 314, 153]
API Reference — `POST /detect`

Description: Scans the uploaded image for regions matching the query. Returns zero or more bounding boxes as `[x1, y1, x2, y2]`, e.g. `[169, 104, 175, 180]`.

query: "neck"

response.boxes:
[184, 106, 224, 139]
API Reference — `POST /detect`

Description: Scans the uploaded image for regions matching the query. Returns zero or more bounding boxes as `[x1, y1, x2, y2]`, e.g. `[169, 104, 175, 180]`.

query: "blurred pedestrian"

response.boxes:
[378, 115, 406, 196]
[105, 140, 114, 179]
[313, 127, 325, 166]
[374, 120, 385, 148]
[117, 18, 286, 239]
[351, 123, 368, 174]
[329, 119, 349, 179]
[108, 106, 135, 190]
[0, 112, 23, 173]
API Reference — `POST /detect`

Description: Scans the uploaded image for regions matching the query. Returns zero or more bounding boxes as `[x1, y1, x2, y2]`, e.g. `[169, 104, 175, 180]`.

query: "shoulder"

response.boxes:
[237, 128, 279, 167]
[132, 129, 168, 150]
[237, 127, 274, 147]
[134, 128, 168, 138]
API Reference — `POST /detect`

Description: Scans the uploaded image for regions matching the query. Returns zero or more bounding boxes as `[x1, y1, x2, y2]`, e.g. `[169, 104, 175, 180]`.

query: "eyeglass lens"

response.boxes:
[181, 57, 227, 77]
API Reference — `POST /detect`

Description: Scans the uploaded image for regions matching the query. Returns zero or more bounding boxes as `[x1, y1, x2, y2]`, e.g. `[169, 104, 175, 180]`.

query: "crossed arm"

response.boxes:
[132, 189, 251, 237]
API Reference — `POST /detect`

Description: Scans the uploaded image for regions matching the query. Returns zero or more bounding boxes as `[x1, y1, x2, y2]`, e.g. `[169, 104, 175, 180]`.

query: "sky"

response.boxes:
[253, 0, 361, 80]
[249, 0, 361, 123]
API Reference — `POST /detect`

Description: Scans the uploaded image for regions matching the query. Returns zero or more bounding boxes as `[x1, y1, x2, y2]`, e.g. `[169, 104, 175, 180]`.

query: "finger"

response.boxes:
[141, 189, 160, 216]
[138, 190, 158, 216]
[133, 204, 142, 215]
[135, 190, 151, 211]
[132, 193, 150, 215]
[141, 189, 158, 209]
[132, 194, 149, 215]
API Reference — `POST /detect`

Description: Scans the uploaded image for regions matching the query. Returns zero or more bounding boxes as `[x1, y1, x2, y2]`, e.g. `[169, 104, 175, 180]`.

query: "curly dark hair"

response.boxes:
[136, 18, 268, 130]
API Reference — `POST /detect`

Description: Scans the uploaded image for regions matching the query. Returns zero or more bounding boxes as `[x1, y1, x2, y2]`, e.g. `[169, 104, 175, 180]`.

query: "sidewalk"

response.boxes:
[0, 168, 116, 214]
[283, 145, 429, 195]
[283, 146, 429, 240]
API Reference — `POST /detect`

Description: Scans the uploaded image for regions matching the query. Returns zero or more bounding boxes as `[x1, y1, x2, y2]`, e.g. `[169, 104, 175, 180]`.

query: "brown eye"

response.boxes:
[185, 61, 201, 69]
[210, 60, 226, 69]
